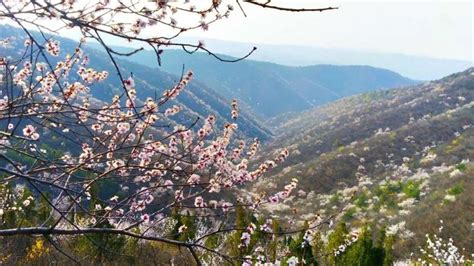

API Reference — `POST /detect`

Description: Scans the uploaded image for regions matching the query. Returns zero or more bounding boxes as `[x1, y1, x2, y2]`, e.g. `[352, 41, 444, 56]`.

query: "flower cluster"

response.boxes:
[231, 99, 238, 120]
[418, 221, 466, 265]
[334, 231, 359, 256]
[46, 40, 60, 56]
[164, 71, 193, 99]
[268, 178, 298, 204]
[13, 61, 32, 89]
[77, 67, 109, 83]
[22, 125, 39, 140]
[0, 96, 9, 110]
[164, 105, 181, 116]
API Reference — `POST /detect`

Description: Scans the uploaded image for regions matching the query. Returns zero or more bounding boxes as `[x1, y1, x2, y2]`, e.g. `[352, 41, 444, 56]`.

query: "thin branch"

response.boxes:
[243, 0, 338, 12]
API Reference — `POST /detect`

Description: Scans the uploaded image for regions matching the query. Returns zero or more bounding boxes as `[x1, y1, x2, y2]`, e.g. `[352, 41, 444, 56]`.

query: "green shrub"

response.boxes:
[355, 193, 369, 209]
[343, 207, 357, 221]
[455, 163, 466, 172]
[447, 182, 464, 196]
[403, 180, 421, 199]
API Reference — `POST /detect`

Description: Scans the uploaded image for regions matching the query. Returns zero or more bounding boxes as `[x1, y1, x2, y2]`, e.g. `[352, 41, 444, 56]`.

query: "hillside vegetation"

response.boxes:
[1, 25, 471, 265]
[248, 68, 474, 260]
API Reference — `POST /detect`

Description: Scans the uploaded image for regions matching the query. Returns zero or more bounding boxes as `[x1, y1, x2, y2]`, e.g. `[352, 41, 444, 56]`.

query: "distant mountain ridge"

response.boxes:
[115, 47, 417, 118]
[175, 37, 474, 81]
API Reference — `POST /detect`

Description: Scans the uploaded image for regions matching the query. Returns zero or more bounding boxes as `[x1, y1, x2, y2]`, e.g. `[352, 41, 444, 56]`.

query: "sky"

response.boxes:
[181, 0, 473, 62]
[1, 0, 472, 62]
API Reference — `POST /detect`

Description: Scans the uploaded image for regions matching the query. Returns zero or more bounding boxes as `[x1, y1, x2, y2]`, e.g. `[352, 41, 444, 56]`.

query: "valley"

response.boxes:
[0, 21, 472, 264]
[250, 68, 473, 259]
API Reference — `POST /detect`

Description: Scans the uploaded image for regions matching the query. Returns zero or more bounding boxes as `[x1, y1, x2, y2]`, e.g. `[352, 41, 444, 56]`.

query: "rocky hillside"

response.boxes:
[248, 68, 474, 259]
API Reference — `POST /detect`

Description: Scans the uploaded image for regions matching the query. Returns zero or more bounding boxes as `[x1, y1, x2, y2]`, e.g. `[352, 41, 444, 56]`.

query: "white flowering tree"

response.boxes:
[0, 0, 337, 264]
[417, 221, 467, 265]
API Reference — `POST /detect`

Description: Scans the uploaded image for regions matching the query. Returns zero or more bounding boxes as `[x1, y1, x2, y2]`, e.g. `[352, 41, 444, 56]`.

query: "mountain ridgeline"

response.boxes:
[174, 38, 473, 81]
[1, 25, 419, 139]
[118, 48, 418, 118]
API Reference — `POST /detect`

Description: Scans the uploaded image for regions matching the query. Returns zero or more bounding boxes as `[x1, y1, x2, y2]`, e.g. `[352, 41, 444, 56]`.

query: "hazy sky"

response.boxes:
[2, 0, 472, 61]
[183, 0, 473, 62]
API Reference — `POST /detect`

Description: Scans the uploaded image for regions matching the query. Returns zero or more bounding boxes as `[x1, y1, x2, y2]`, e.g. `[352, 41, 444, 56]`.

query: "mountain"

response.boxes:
[0, 25, 272, 141]
[247, 68, 474, 259]
[115, 47, 417, 118]
[1, 25, 416, 137]
[174, 38, 474, 81]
